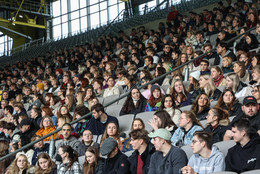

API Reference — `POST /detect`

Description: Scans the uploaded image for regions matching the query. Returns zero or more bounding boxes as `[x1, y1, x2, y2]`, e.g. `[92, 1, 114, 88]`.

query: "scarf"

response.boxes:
[213, 75, 224, 87]
[132, 98, 139, 107]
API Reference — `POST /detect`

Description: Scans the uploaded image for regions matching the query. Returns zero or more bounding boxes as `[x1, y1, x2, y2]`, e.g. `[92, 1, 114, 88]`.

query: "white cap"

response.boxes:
[190, 71, 200, 81]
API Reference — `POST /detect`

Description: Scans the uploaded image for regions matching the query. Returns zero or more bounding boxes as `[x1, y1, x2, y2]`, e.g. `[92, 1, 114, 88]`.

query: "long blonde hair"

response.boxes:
[7, 154, 30, 174]
[200, 74, 217, 97]
[225, 72, 240, 93]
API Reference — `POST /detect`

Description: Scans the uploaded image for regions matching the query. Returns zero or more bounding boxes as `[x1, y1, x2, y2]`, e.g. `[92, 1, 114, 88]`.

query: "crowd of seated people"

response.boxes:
[0, 0, 260, 173]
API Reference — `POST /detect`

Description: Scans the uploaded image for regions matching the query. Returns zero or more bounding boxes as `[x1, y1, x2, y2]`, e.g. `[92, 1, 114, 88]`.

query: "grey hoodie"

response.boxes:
[188, 145, 225, 174]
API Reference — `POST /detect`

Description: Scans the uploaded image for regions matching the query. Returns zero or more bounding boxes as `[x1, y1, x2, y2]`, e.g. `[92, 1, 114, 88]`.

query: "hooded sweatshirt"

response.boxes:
[188, 145, 225, 174]
[225, 135, 260, 173]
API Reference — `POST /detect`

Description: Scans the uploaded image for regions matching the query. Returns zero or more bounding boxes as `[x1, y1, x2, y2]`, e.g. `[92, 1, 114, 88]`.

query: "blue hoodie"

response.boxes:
[188, 145, 225, 174]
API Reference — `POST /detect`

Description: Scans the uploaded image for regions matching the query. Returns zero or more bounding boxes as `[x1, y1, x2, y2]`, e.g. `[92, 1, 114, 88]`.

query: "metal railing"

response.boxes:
[0, 25, 256, 162]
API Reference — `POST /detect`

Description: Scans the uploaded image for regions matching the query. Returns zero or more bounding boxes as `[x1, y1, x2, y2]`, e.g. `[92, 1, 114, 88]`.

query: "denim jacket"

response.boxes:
[171, 125, 203, 147]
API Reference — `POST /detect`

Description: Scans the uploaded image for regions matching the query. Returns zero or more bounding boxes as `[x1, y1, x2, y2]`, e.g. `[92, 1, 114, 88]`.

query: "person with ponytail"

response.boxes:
[57, 145, 81, 174]
[171, 111, 203, 147]
[204, 107, 230, 143]
[83, 146, 104, 174]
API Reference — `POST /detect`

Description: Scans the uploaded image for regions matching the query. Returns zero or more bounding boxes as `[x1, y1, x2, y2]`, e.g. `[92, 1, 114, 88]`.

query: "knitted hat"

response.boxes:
[190, 71, 200, 81]
[36, 83, 44, 91]
[150, 84, 160, 93]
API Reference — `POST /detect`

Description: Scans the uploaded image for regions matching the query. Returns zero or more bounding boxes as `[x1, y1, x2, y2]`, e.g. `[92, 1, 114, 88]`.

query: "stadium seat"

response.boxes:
[78, 155, 85, 167]
[103, 94, 120, 106]
[105, 104, 123, 117]
[180, 105, 192, 112]
[181, 144, 193, 160]
[97, 97, 104, 105]
[199, 119, 207, 128]
[217, 86, 226, 92]
[124, 150, 134, 157]
[161, 84, 170, 93]
[118, 95, 127, 105]
[208, 172, 237, 174]
[135, 111, 155, 132]
[23, 103, 30, 111]
[241, 169, 260, 174]
[213, 140, 236, 157]
[117, 114, 134, 132]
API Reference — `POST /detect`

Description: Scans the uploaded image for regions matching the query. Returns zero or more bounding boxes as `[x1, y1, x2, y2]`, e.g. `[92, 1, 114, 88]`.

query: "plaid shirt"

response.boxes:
[57, 161, 82, 174]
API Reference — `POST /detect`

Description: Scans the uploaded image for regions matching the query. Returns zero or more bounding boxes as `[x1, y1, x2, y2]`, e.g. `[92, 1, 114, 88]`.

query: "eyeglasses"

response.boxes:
[192, 140, 199, 144]
[252, 90, 259, 93]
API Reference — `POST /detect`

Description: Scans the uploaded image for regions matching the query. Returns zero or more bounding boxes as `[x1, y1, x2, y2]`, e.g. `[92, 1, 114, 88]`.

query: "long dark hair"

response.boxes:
[83, 147, 99, 174]
[159, 94, 178, 116]
[215, 88, 237, 111]
[154, 110, 176, 129]
[60, 145, 79, 171]
[121, 87, 146, 114]
[191, 94, 210, 114]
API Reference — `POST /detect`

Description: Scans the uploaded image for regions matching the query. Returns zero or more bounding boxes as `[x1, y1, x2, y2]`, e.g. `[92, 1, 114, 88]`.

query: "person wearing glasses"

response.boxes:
[181, 131, 225, 174]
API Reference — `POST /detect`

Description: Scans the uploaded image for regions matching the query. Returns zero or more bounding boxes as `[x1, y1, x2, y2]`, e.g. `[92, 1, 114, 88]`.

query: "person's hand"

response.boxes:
[257, 130, 260, 135]
[181, 165, 196, 174]
[223, 130, 233, 141]
[148, 118, 158, 130]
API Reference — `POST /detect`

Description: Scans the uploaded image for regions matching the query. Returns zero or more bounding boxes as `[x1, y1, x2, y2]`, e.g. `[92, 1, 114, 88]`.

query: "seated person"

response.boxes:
[77, 130, 99, 157]
[103, 77, 120, 98]
[225, 72, 248, 98]
[86, 103, 119, 135]
[145, 85, 164, 112]
[199, 60, 211, 75]
[215, 88, 242, 116]
[182, 131, 225, 174]
[31, 135, 50, 165]
[224, 96, 260, 140]
[168, 80, 191, 107]
[148, 128, 188, 173]
[171, 111, 203, 147]
[191, 74, 222, 103]
[72, 105, 91, 137]
[128, 129, 155, 174]
[100, 137, 130, 174]
[225, 118, 260, 173]
[119, 87, 147, 116]
[191, 94, 210, 120]
[122, 118, 145, 153]
[204, 107, 230, 143]
[35, 116, 57, 142]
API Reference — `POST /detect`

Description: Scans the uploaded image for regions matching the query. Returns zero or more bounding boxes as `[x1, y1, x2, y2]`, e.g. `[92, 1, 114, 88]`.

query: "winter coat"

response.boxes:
[204, 119, 229, 143]
[190, 88, 222, 103]
[171, 124, 203, 147]
[103, 151, 130, 174]
[36, 126, 57, 141]
[128, 142, 155, 174]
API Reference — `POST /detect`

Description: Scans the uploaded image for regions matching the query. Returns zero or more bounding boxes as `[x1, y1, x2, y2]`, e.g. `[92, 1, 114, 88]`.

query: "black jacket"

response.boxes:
[190, 88, 222, 103]
[221, 100, 242, 117]
[128, 142, 155, 174]
[103, 151, 130, 174]
[236, 81, 247, 94]
[204, 123, 228, 143]
[196, 107, 210, 120]
[225, 135, 260, 173]
[119, 98, 147, 116]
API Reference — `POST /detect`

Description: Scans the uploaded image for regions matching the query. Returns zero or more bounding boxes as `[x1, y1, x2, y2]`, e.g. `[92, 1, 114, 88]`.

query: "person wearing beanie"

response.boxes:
[145, 84, 164, 112]
[188, 71, 200, 92]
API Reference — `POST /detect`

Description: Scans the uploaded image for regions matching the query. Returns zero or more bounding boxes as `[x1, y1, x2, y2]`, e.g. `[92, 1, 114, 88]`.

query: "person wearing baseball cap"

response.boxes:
[148, 128, 187, 174]
[224, 96, 260, 140]
[100, 137, 129, 174]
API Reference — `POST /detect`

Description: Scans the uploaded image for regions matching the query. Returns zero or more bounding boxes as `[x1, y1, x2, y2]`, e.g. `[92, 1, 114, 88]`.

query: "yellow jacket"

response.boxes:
[36, 126, 57, 141]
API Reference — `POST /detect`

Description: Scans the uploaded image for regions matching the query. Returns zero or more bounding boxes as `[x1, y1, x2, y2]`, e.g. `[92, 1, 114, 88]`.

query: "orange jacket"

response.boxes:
[36, 126, 57, 141]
